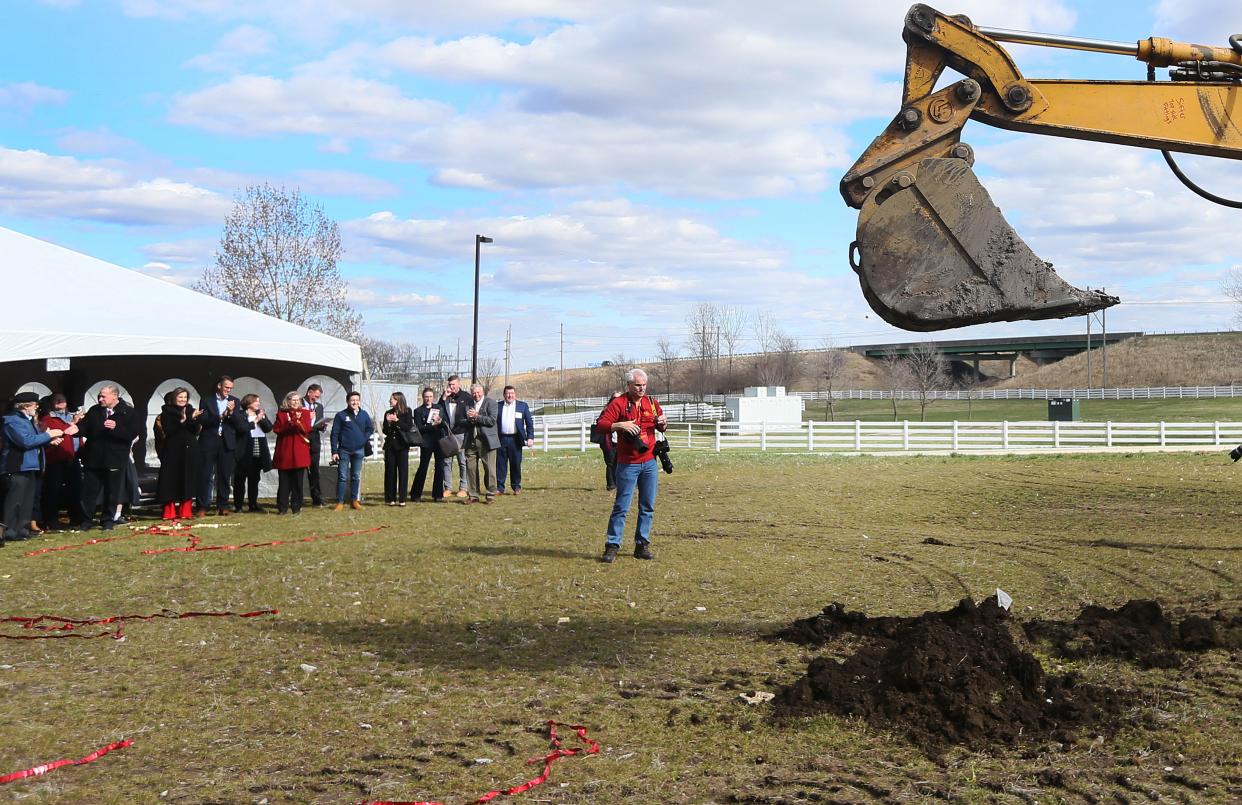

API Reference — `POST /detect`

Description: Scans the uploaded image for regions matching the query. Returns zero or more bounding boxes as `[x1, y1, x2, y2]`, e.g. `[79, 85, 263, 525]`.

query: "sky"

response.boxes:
[3, 0, 1242, 374]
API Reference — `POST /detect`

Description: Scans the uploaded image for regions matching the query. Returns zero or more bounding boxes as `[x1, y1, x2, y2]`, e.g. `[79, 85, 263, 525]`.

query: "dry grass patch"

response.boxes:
[1, 450, 1239, 803]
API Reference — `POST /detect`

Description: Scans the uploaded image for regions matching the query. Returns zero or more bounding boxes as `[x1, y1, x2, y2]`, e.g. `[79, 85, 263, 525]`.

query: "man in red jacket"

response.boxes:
[595, 368, 666, 563]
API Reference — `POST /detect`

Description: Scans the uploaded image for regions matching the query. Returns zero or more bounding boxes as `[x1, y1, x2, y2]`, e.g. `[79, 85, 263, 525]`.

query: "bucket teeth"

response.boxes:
[853, 157, 1118, 331]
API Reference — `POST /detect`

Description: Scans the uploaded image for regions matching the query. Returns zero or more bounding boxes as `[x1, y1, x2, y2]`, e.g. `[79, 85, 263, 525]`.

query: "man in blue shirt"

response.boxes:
[2, 392, 74, 545]
[330, 391, 374, 510]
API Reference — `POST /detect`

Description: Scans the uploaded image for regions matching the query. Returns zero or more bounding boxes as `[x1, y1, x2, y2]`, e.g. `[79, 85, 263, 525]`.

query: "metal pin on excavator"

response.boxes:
[841, 5, 1242, 331]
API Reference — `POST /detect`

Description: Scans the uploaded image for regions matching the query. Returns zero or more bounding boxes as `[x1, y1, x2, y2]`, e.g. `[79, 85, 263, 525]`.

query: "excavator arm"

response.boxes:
[842, 4, 1242, 331]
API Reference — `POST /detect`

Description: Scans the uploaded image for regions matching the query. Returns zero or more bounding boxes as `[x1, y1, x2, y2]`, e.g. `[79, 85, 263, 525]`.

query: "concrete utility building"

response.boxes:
[0, 226, 363, 477]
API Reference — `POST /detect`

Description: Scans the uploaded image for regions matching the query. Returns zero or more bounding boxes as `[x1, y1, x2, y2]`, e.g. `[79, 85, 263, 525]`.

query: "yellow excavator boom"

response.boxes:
[842, 4, 1242, 331]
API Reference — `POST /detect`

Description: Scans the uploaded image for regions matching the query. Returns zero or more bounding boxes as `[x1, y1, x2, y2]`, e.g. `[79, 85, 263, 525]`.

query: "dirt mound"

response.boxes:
[772, 597, 1124, 752]
[1022, 599, 1242, 669]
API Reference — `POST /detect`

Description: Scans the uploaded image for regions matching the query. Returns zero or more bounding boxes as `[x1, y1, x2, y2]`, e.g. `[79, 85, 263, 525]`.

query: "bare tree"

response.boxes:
[684, 303, 719, 399]
[360, 337, 397, 380]
[655, 336, 680, 397]
[879, 354, 909, 421]
[1224, 267, 1242, 329]
[904, 341, 949, 421]
[611, 353, 632, 392]
[476, 354, 502, 395]
[196, 184, 362, 340]
[752, 311, 801, 388]
[815, 339, 848, 421]
[391, 340, 421, 381]
[717, 305, 747, 387]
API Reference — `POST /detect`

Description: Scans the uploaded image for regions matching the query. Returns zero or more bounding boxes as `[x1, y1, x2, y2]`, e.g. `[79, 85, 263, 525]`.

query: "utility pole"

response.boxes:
[1085, 304, 1092, 392]
[1101, 300, 1108, 389]
[503, 323, 511, 386]
[559, 322, 564, 399]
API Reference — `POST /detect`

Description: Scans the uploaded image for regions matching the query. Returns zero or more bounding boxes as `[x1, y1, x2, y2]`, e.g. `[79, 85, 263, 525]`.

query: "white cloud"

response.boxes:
[184, 24, 274, 72]
[165, 0, 1076, 199]
[292, 169, 400, 200]
[0, 81, 68, 110]
[141, 238, 216, 265]
[343, 198, 802, 311]
[0, 147, 231, 226]
[964, 137, 1242, 310]
[169, 74, 452, 137]
[1153, 1, 1240, 43]
[54, 127, 136, 155]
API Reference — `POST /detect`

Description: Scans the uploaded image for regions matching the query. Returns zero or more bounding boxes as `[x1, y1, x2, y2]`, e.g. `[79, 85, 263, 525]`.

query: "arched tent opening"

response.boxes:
[145, 379, 202, 466]
[15, 381, 53, 406]
[83, 380, 135, 411]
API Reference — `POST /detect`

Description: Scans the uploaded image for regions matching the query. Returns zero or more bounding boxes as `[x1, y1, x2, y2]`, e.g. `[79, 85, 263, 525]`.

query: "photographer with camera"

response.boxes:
[596, 368, 667, 563]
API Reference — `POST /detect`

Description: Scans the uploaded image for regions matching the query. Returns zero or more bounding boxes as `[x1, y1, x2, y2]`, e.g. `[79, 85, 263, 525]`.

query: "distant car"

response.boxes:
[601, 360, 614, 366]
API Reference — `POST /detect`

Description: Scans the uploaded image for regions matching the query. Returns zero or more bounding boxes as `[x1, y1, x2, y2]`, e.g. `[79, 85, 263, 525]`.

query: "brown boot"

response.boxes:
[350, 500, 363, 510]
[333, 503, 345, 512]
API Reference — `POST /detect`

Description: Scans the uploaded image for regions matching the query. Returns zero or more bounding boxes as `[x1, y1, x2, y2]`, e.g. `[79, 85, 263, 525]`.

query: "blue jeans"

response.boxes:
[336, 449, 365, 502]
[606, 459, 658, 546]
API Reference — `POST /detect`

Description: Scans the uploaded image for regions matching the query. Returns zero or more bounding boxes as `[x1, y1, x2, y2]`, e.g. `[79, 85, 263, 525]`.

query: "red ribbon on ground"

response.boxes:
[0, 739, 132, 784]
[22, 524, 185, 557]
[0, 609, 278, 640]
[360, 721, 600, 805]
[141, 526, 387, 555]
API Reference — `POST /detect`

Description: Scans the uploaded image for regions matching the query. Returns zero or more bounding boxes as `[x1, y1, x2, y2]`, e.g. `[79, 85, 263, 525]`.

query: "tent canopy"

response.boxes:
[0, 226, 362, 373]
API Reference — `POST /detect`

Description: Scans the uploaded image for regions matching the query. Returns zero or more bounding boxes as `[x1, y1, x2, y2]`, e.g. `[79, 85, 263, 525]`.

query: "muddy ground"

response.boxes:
[772, 597, 1242, 756]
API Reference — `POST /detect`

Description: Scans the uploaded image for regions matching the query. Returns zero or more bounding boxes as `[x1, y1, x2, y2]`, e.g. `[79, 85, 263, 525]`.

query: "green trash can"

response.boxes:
[1048, 398, 1080, 421]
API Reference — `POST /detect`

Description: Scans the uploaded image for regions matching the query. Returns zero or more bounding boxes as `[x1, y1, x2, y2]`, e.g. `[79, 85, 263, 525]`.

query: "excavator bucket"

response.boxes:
[852, 157, 1118, 331]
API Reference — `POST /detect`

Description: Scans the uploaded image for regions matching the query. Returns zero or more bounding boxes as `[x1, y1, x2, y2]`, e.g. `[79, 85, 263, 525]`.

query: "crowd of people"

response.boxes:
[2, 369, 669, 563]
[0, 374, 547, 546]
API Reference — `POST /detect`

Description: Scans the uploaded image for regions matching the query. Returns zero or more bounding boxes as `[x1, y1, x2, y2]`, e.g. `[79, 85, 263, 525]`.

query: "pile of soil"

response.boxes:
[1022, 599, 1242, 669]
[772, 597, 1123, 751]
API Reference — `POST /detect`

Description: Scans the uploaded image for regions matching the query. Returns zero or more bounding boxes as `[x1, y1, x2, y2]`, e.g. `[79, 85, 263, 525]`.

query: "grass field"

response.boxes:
[2, 450, 1240, 803]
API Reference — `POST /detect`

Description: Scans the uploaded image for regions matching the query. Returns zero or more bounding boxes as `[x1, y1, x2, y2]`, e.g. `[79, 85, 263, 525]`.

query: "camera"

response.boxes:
[1231, 445, 1242, 462]
[623, 429, 649, 452]
[653, 434, 673, 474]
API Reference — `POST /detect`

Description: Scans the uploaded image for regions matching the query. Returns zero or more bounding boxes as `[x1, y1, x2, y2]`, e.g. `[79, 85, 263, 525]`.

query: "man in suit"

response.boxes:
[408, 387, 445, 502]
[197, 375, 244, 515]
[77, 385, 140, 531]
[462, 383, 498, 504]
[439, 374, 474, 498]
[303, 383, 329, 506]
[495, 384, 535, 495]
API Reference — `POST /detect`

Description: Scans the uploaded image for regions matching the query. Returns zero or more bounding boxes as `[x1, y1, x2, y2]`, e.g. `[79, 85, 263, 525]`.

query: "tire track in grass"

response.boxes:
[969, 536, 1183, 600]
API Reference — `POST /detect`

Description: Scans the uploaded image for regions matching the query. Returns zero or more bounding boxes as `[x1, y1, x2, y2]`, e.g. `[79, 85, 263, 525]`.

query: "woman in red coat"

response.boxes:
[272, 390, 313, 515]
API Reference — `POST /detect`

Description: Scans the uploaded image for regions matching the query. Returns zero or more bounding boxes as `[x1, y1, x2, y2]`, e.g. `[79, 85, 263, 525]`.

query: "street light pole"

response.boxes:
[472, 234, 493, 384]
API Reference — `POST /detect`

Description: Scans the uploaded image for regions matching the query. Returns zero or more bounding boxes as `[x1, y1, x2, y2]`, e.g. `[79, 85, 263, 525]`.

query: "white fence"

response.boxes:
[534, 402, 727, 426]
[527, 386, 1242, 409]
[512, 420, 1242, 454]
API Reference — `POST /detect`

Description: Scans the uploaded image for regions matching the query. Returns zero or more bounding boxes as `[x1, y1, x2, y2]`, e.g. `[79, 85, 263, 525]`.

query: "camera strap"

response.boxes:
[625, 395, 656, 426]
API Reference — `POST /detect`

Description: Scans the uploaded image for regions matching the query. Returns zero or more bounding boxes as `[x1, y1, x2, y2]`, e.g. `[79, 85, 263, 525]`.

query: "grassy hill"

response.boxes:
[505, 332, 1242, 398]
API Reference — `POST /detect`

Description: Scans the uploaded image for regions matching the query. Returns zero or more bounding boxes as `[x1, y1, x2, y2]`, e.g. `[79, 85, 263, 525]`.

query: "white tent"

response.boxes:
[0, 226, 361, 372]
